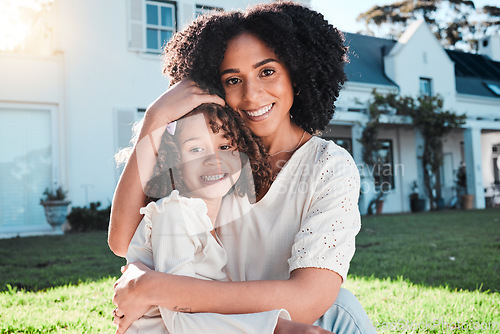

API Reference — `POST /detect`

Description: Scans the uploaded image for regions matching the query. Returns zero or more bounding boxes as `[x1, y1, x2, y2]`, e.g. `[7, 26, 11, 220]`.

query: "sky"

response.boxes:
[310, 0, 498, 34]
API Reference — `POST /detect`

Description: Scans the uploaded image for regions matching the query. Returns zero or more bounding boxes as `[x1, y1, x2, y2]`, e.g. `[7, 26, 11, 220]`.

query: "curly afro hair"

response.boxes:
[163, 1, 348, 133]
[144, 103, 272, 204]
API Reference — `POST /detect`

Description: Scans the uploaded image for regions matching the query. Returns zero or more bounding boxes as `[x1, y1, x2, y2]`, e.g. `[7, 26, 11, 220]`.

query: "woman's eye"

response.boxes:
[261, 69, 275, 77]
[225, 77, 241, 85]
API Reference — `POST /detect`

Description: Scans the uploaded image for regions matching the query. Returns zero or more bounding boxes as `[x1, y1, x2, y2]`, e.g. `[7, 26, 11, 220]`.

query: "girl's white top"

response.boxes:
[126, 190, 290, 334]
[217, 136, 361, 283]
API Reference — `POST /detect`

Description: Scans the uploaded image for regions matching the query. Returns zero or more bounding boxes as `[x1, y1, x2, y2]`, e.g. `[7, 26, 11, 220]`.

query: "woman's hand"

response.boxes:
[140, 78, 226, 139]
[275, 318, 334, 334]
[112, 262, 154, 334]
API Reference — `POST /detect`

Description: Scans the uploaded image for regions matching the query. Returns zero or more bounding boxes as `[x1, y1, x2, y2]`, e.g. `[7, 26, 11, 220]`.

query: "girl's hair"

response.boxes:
[144, 103, 272, 204]
[163, 1, 348, 134]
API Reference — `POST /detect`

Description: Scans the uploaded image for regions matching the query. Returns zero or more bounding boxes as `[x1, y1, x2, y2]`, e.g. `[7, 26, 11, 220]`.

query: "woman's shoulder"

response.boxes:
[301, 136, 356, 167]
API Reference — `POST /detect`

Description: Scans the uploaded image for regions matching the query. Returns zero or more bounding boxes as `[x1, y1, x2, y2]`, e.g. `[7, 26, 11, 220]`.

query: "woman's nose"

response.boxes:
[241, 78, 261, 102]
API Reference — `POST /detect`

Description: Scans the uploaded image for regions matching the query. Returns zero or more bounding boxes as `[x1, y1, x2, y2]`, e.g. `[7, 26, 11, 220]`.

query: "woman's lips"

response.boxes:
[242, 103, 274, 119]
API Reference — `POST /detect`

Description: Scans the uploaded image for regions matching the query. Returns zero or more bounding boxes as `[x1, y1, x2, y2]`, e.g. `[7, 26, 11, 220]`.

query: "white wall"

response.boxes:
[384, 21, 456, 109]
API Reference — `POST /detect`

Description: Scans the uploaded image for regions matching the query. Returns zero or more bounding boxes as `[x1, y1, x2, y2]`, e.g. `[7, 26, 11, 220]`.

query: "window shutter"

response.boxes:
[115, 109, 137, 151]
[128, 0, 144, 51]
[114, 109, 138, 181]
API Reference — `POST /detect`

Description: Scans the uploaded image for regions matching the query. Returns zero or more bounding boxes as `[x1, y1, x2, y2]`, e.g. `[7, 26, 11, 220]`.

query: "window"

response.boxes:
[485, 83, 500, 96]
[195, 4, 223, 17]
[419, 77, 432, 96]
[0, 106, 56, 231]
[331, 137, 353, 156]
[373, 140, 394, 191]
[493, 144, 500, 185]
[145, 0, 176, 53]
[127, 0, 177, 52]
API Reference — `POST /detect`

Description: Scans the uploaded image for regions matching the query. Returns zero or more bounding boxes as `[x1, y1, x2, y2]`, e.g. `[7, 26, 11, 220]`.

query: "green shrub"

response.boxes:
[67, 202, 110, 232]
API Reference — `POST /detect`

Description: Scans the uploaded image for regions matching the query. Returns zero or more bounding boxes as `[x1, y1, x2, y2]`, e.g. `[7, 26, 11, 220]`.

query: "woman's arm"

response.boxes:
[116, 199, 330, 334]
[113, 264, 341, 327]
[108, 79, 225, 257]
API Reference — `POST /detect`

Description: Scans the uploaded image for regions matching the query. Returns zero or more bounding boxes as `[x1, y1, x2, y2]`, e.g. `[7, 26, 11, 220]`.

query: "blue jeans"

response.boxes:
[314, 288, 377, 333]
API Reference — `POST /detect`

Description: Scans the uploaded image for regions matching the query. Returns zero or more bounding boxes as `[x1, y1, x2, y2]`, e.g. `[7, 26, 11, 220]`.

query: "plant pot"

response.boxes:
[436, 197, 445, 210]
[461, 194, 474, 210]
[375, 199, 384, 215]
[410, 193, 419, 201]
[41, 200, 71, 231]
[485, 196, 493, 208]
[410, 198, 426, 212]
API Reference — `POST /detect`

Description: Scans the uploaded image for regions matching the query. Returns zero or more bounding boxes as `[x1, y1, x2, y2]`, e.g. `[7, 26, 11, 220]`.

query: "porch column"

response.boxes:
[351, 123, 371, 215]
[463, 127, 485, 209]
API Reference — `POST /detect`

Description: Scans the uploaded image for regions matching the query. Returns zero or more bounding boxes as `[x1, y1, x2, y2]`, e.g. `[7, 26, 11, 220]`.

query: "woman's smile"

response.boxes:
[242, 103, 274, 119]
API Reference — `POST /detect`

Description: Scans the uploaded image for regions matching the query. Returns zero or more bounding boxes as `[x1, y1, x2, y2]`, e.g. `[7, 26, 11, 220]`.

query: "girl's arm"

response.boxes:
[113, 264, 341, 329]
[108, 79, 225, 257]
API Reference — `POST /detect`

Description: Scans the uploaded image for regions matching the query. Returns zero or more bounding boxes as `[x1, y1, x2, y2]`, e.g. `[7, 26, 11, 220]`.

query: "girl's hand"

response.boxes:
[112, 262, 153, 334]
[140, 78, 226, 139]
[275, 318, 334, 334]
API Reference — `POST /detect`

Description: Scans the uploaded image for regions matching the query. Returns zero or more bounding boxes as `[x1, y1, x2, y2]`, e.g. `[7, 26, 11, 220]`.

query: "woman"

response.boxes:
[109, 2, 376, 333]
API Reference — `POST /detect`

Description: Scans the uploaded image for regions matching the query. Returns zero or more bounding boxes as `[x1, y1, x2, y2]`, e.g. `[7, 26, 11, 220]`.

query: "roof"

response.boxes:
[343, 33, 397, 87]
[446, 49, 500, 98]
[344, 32, 500, 98]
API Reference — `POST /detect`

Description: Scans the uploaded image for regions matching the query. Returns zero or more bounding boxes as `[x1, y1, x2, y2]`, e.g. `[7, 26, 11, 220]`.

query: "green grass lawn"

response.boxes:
[0, 209, 499, 333]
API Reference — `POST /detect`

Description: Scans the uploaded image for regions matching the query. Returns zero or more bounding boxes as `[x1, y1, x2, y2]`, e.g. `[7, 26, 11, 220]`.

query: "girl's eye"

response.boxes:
[190, 147, 204, 153]
[225, 77, 241, 86]
[261, 69, 275, 77]
[219, 144, 232, 151]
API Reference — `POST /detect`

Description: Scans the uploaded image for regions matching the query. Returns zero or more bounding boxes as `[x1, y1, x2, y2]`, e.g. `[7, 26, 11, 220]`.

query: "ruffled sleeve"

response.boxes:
[288, 143, 361, 282]
[138, 190, 213, 249]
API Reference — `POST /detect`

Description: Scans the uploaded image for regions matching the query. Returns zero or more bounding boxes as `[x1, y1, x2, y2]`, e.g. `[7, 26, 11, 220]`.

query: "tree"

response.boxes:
[367, 90, 466, 210]
[357, 0, 500, 51]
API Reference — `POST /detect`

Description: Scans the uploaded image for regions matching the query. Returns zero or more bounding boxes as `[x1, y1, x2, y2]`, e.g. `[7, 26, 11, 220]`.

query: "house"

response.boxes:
[0, 0, 308, 238]
[0, 0, 497, 237]
[327, 21, 500, 214]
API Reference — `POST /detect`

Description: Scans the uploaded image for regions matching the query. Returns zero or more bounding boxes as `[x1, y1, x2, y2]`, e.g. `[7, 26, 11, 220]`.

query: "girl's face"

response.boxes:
[177, 113, 242, 200]
[219, 33, 294, 138]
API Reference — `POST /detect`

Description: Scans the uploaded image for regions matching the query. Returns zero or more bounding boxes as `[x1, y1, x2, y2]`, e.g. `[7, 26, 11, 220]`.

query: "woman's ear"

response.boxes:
[293, 83, 300, 96]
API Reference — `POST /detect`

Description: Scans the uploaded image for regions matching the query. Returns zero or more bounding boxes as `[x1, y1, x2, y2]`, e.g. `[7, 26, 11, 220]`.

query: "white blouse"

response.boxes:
[216, 136, 361, 283]
[126, 190, 290, 334]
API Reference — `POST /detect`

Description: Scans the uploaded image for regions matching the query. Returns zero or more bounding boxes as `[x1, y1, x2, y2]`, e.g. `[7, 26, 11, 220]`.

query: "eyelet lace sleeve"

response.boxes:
[288, 143, 361, 282]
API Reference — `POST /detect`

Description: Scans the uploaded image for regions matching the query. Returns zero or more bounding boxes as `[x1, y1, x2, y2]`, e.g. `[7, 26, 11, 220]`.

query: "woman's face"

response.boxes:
[219, 33, 294, 138]
[177, 113, 241, 200]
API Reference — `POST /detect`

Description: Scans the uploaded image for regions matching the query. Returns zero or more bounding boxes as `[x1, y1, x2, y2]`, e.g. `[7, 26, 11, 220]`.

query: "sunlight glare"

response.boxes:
[0, 0, 54, 51]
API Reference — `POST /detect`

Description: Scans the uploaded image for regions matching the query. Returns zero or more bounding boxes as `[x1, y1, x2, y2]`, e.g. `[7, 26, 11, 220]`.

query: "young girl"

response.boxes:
[111, 2, 376, 334]
[120, 103, 328, 333]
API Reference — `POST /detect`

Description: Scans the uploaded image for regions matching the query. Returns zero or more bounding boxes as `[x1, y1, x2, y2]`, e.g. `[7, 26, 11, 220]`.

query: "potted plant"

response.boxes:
[375, 190, 386, 215]
[40, 186, 71, 232]
[455, 163, 474, 209]
[409, 180, 426, 212]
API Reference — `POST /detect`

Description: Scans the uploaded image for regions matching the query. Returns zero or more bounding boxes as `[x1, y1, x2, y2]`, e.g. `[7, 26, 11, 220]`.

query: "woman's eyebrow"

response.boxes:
[253, 58, 278, 69]
[220, 58, 279, 76]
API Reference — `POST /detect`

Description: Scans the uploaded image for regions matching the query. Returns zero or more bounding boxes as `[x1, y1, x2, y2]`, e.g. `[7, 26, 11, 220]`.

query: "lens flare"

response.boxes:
[0, 0, 54, 51]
